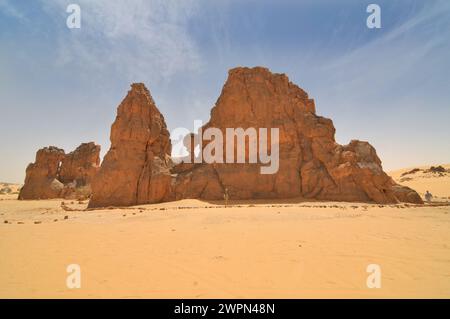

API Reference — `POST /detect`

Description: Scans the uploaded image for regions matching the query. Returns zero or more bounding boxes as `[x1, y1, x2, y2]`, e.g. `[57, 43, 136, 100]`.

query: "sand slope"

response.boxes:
[389, 164, 450, 200]
[0, 183, 21, 196]
[1, 197, 449, 298]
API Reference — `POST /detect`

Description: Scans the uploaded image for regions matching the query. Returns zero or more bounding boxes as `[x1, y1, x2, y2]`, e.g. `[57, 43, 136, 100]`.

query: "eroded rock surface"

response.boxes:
[18, 147, 65, 200]
[172, 67, 422, 204]
[87, 67, 422, 207]
[60, 142, 101, 199]
[19, 143, 100, 200]
[88, 83, 172, 208]
[59, 142, 100, 186]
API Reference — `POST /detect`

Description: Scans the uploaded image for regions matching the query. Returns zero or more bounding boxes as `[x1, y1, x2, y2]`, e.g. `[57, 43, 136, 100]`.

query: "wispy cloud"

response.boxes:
[311, 0, 450, 170]
[323, 1, 450, 84]
[40, 0, 202, 83]
[321, 0, 450, 101]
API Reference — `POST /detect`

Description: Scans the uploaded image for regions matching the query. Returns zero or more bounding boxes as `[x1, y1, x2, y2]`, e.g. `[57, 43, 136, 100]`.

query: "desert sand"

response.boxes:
[0, 183, 21, 196]
[1, 181, 450, 298]
[389, 164, 450, 200]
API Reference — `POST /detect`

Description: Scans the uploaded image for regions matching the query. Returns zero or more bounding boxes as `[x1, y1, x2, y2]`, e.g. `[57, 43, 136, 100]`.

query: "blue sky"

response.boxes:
[1, 0, 449, 183]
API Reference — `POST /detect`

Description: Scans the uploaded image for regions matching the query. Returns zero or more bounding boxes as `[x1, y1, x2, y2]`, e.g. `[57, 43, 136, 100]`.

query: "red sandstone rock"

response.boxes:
[59, 142, 100, 186]
[19, 143, 101, 200]
[87, 67, 422, 207]
[172, 67, 423, 204]
[88, 83, 172, 208]
[18, 146, 65, 200]
[60, 142, 101, 199]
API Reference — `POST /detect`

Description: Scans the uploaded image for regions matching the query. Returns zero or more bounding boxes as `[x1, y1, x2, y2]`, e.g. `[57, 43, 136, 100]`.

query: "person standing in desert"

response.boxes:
[224, 188, 229, 207]
[425, 190, 433, 202]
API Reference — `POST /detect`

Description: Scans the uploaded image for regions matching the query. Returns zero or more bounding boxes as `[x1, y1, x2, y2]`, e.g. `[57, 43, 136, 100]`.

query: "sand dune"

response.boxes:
[389, 164, 450, 200]
[1, 196, 449, 298]
[0, 183, 21, 196]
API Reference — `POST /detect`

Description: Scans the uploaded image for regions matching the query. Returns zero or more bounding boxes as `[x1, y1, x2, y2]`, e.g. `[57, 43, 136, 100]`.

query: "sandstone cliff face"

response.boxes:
[18, 146, 65, 200]
[172, 67, 422, 204]
[59, 142, 101, 199]
[88, 83, 172, 208]
[18, 143, 100, 200]
[60, 142, 101, 186]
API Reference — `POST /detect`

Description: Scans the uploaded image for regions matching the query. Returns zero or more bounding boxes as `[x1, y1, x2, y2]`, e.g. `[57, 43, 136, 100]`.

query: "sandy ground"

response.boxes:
[1, 194, 450, 299]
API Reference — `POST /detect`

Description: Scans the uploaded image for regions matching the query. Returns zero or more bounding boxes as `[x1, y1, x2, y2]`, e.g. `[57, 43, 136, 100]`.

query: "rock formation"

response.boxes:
[88, 83, 172, 208]
[18, 146, 66, 200]
[18, 143, 100, 200]
[59, 142, 101, 199]
[60, 142, 100, 186]
[87, 67, 422, 207]
[172, 67, 422, 204]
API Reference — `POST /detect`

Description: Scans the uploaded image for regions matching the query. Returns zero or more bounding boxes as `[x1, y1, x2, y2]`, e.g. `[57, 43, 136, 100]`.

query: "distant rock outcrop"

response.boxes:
[87, 67, 422, 207]
[18, 143, 100, 200]
[87, 83, 172, 208]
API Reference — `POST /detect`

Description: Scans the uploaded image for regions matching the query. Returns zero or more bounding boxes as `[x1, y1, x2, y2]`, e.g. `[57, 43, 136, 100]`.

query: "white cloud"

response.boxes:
[319, 0, 450, 105]
[41, 0, 202, 83]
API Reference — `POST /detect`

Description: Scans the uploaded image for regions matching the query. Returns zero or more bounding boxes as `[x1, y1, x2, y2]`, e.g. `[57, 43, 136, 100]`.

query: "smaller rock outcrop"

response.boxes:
[18, 146, 65, 200]
[59, 142, 100, 186]
[60, 142, 101, 199]
[18, 143, 100, 200]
